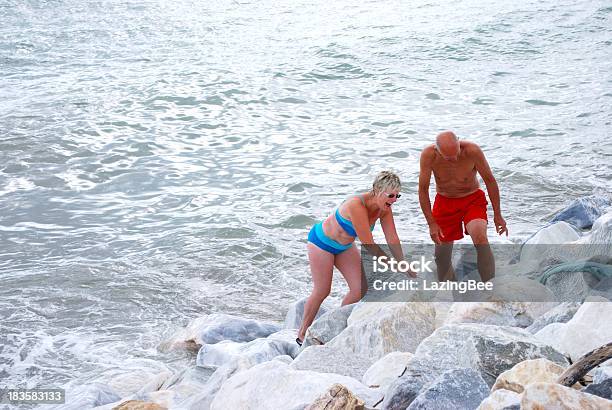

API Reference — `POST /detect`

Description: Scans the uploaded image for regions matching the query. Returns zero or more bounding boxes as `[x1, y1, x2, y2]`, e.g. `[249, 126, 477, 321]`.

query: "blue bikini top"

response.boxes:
[334, 195, 376, 237]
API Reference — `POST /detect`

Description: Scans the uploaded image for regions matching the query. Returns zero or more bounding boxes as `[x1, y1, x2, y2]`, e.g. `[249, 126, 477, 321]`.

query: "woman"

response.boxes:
[296, 171, 411, 345]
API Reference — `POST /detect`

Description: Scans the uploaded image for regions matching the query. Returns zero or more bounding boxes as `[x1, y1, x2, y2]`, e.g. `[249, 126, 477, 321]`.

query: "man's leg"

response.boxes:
[465, 218, 494, 281]
[434, 241, 456, 281]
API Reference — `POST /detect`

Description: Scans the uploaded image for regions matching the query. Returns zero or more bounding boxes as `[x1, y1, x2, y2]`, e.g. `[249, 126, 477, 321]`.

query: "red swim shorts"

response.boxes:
[432, 189, 488, 241]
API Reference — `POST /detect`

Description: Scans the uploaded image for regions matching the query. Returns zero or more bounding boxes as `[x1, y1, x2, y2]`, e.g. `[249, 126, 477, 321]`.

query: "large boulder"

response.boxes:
[534, 297, 612, 361]
[523, 221, 581, 247]
[284, 298, 329, 329]
[176, 355, 290, 410]
[302, 304, 355, 348]
[520, 382, 612, 409]
[550, 195, 610, 229]
[406, 368, 489, 410]
[443, 301, 554, 328]
[573, 211, 612, 260]
[162, 313, 280, 351]
[362, 351, 414, 389]
[476, 389, 521, 410]
[209, 360, 382, 410]
[327, 302, 435, 360]
[491, 358, 573, 393]
[196, 329, 298, 367]
[526, 302, 580, 333]
[291, 344, 374, 380]
[382, 323, 567, 410]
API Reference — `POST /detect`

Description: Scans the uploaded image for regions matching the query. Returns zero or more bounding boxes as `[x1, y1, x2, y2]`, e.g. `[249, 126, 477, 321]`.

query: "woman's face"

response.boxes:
[376, 188, 401, 209]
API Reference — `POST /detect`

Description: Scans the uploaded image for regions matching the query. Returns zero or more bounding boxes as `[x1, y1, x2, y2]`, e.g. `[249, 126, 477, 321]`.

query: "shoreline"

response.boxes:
[50, 194, 612, 410]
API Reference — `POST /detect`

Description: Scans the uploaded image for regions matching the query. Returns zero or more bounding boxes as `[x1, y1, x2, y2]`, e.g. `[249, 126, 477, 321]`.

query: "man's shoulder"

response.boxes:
[421, 144, 436, 158]
[461, 140, 483, 156]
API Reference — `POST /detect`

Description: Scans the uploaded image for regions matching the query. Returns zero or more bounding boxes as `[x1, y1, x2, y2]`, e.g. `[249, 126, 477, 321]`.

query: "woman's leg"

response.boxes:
[334, 244, 366, 306]
[297, 243, 334, 341]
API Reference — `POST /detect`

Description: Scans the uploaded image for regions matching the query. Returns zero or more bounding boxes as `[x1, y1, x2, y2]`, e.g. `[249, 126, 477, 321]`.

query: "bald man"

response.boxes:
[418, 131, 507, 282]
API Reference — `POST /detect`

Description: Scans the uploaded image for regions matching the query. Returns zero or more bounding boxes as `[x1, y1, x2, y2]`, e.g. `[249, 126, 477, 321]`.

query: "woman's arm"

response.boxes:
[381, 209, 416, 277]
[347, 200, 387, 258]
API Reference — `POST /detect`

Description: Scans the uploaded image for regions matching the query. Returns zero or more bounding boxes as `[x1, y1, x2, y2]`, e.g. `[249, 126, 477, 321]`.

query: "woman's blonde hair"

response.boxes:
[372, 171, 401, 194]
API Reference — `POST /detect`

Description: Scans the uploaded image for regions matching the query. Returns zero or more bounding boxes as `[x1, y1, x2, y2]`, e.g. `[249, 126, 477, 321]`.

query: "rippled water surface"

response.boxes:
[1, 0, 611, 393]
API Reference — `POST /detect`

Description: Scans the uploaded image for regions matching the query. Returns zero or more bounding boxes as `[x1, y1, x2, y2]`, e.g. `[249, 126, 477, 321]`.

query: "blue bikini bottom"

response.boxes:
[308, 222, 353, 255]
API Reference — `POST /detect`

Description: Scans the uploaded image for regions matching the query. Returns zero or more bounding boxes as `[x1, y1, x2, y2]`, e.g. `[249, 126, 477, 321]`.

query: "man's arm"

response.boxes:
[419, 148, 444, 244]
[473, 145, 508, 236]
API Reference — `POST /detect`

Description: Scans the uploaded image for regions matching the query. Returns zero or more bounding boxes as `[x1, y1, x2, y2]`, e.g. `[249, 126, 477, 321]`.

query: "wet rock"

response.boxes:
[302, 304, 355, 348]
[583, 379, 612, 400]
[362, 351, 413, 389]
[291, 344, 374, 380]
[492, 358, 571, 393]
[284, 297, 329, 329]
[520, 382, 612, 409]
[209, 360, 382, 410]
[328, 302, 435, 360]
[526, 302, 580, 333]
[196, 329, 298, 368]
[550, 195, 610, 229]
[54, 383, 122, 410]
[476, 389, 521, 410]
[164, 313, 280, 350]
[406, 368, 489, 410]
[305, 384, 365, 410]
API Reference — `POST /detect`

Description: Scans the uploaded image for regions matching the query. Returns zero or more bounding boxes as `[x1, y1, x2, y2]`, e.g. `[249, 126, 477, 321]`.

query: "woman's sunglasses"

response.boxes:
[384, 192, 402, 199]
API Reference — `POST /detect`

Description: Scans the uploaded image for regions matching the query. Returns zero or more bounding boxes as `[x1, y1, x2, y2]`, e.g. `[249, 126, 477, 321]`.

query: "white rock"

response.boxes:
[284, 297, 329, 329]
[520, 382, 612, 409]
[492, 358, 574, 393]
[291, 344, 374, 380]
[210, 360, 382, 410]
[523, 221, 581, 246]
[534, 298, 612, 361]
[444, 301, 555, 328]
[476, 389, 521, 410]
[328, 302, 435, 360]
[362, 351, 414, 389]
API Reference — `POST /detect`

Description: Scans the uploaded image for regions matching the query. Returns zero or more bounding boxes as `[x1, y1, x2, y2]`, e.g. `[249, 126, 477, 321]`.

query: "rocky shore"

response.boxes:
[56, 196, 612, 410]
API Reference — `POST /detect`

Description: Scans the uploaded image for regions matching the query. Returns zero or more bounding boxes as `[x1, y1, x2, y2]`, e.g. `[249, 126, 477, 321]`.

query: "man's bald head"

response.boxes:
[435, 131, 460, 161]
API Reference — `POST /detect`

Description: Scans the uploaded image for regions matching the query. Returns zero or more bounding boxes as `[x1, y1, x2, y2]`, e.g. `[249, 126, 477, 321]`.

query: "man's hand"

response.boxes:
[429, 222, 444, 244]
[494, 214, 508, 236]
